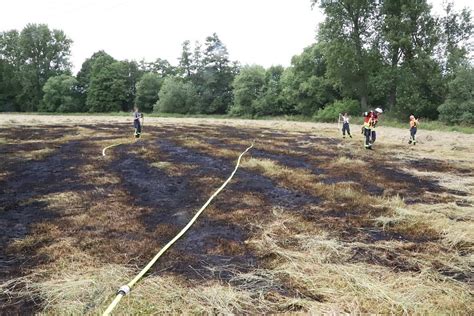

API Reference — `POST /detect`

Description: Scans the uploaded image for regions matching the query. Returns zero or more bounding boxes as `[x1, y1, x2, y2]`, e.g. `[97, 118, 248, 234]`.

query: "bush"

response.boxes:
[313, 99, 359, 122]
[230, 65, 266, 116]
[438, 65, 474, 125]
[438, 100, 474, 125]
[155, 77, 199, 114]
[40, 75, 80, 112]
[135, 73, 162, 113]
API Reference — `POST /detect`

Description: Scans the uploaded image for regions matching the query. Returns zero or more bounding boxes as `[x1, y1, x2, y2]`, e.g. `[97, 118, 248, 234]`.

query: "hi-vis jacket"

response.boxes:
[363, 112, 377, 129]
[371, 113, 379, 129]
[363, 112, 371, 128]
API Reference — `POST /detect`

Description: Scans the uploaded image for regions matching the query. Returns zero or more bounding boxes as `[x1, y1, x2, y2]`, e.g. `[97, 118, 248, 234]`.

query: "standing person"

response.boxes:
[133, 106, 144, 138]
[408, 114, 419, 145]
[362, 110, 374, 149]
[370, 107, 383, 145]
[341, 112, 352, 138]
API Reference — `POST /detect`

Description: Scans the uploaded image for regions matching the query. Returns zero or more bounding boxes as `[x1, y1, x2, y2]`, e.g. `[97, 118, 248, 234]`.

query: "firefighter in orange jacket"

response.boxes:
[362, 107, 383, 149]
[363, 111, 374, 149]
[371, 108, 383, 145]
[408, 114, 419, 145]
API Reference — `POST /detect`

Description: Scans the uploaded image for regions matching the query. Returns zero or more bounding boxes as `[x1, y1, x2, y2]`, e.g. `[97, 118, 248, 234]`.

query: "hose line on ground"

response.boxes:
[102, 142, 129, 156]
[102, 135, 145, 156]
[102, 142, 254, 315]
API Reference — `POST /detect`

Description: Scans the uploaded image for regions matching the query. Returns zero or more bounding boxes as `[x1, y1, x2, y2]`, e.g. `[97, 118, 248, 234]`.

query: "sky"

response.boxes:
[1, 0, 473, 74]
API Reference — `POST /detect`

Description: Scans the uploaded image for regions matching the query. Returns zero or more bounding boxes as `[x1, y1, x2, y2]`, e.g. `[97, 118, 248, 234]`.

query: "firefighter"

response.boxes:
[362, 110, 374, 149]
[370, 107, 383, 145]
[408, 114, 419, 145]
[341, 112, 352, 138]
[133, 106, 144, 138]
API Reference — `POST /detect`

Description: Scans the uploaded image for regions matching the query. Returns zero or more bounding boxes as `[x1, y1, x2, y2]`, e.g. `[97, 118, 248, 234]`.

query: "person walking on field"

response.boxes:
[133, 106, 144, 138]
[408, 114, 419, 145]
[370, 107, 383, 145]
[362, 107, 383, 149]
[362, 110, 374, 149]
[341, 112, 352, 138]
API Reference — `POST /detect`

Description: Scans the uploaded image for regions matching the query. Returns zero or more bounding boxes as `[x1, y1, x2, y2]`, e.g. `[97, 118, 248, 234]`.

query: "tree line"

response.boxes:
[0, 0, 473, 124]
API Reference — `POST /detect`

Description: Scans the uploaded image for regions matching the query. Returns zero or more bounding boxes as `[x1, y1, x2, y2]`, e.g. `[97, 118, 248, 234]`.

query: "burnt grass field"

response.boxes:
[0, 116, 473, 314]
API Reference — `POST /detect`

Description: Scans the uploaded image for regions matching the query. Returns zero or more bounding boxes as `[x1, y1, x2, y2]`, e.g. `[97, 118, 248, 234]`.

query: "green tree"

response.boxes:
[380, 0, 442, 112]
[178, 40, 193, 77]
[259, 65, 287, 115]
[314, 0, 378, 108]
[438, 64, 474, 125]
[0, 24, 72, 111]
[199, 33, 236, 114]
[76, 51, 115, 111]
[122, 60, 142, 112]
[0, 30, 22, 111]
[155, 77, 199, 114]
[231, 65, 266, 116]
[440, 1, 473, 76]
[19, 24, 72, 111]
[40, 74, 80, 112]
[281, 43, 336, 116]
[0, 58, 20, 111]
[135, 72, 162, 112]
[86, 61, 129, 112]
[394, 57, 445, 119]
[139, 58, 175, 77]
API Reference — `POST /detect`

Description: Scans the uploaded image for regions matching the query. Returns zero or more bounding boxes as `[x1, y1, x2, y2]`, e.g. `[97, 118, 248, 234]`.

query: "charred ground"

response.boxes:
[0, 118, 473, 314]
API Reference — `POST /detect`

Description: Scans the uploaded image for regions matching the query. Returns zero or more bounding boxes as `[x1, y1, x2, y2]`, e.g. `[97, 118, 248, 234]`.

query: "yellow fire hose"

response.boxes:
[102, 142, 130, 156]
[102, 142, 254, 315]
[103, 117, 145, 156]
[102, 136, 145, 156]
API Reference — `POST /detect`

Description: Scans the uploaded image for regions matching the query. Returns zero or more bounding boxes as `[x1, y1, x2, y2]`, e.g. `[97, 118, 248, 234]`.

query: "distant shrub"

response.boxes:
[438, 65, 474, 125]
[40, 75, 81, 112]
[154, 77, 199, 114]
[135, 73, 162, 113]
[313, 98, 359, 122]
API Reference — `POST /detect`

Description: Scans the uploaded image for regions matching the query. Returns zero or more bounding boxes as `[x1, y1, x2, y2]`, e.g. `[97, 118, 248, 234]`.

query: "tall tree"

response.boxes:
[178, 40, 193, 77]
[379, 0, 440, 111]
[155, 77, 199, 114]
[199, 33, 236, 114]
[0, 58, 20, 111]
[0, 24, 72, 111]
[231, 65, 266, 116]
[438, 63, 474, 125]
[260, 65, 287, 115]
[76, 51, 115, 111]
[139, 58, 175, 77]
[439, 1, 473, 76]
[0, 30, 22, 111]
[122, 60, 142, 111]
[281, 43, 336, 116]
[135, 72, 162, 112]
[313, 0, 378, 108]
[389, 1, 443, 118]
[86, 61, 128, 112]
[19, 24, 72, 111]
[40, 74, 80, 112]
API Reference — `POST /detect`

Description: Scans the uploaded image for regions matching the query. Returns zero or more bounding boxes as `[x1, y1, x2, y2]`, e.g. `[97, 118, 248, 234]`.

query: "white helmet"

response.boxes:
[375, 107, 383, 113]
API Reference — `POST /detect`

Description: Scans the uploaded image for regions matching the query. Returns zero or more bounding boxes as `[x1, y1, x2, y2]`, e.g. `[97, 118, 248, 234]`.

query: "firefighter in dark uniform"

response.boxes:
[133, 106, 144, 138]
